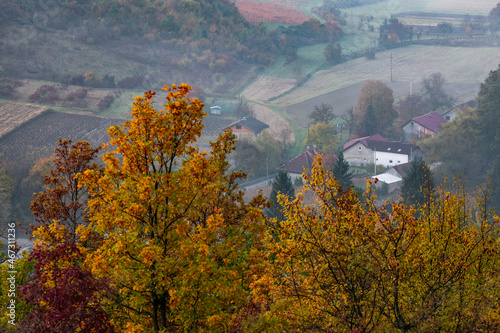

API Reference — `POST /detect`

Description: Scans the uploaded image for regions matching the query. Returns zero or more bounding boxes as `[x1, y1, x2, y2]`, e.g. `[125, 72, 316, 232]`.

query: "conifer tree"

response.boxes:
[401, 159, 434, 207]
[332, 152, 353, 189]
[266, 171, 295, 221]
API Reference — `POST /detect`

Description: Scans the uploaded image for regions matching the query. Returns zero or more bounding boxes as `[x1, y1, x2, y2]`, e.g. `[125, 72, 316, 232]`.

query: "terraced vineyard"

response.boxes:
[0, 111, 123, 159]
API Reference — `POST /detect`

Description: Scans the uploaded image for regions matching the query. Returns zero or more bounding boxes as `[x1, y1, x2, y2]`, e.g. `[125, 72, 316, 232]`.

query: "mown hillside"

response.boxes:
[0, 0, 341, 95]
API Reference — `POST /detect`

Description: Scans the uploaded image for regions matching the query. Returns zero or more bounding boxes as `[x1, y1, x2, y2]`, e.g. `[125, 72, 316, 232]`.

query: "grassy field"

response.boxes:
[271, 45, 500, 107]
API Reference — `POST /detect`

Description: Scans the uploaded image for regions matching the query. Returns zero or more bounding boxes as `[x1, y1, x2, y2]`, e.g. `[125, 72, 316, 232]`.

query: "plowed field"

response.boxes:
[0, 111, 123, 158]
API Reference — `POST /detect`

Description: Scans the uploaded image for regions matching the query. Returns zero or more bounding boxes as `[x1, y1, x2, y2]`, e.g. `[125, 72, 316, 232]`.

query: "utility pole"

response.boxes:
[409, 74, 414, 95]
[389, 53, 393, 82]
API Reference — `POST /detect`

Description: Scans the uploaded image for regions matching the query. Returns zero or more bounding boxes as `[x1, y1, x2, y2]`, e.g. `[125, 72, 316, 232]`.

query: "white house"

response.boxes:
[342, 134, 420, 168]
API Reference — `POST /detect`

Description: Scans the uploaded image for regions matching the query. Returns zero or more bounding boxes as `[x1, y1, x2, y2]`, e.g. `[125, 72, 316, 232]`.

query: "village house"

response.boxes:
[278, 146, 322, 181]
[228, 116, 269, 141]
[442, 100, 477, 121]
[401, 111, 447, 142]
[342, 134, 420, 168]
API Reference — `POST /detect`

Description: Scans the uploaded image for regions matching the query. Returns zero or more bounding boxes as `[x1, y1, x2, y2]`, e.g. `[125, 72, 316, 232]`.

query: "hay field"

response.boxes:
[271, 45, 500, 107]
[425, 0, 497, 13]
[241, 76, 297, 102]
[0, 101, 49, 138]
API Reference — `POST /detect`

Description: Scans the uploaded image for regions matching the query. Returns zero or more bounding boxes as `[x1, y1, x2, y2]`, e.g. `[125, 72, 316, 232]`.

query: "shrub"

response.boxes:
[70, 74, 85, 86]
[0, 82, 15, 98]
[97, 94, 115, 111]
[28, 85, 60, 104]
[84, 72, 102, 88]
[64, 88, 89, 101]
[117, 75, 144, 89]
[0, 78, 22, 98]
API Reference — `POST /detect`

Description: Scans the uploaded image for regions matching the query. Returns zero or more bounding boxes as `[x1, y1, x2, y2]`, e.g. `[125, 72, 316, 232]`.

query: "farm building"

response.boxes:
[401, 111, 447, 143]
[370, 162, 412, 194]
[228, 116, 269, 141]
[442, 100, 477, 121]
[342, 134, 420, 168]
[209, 105, 222, 115]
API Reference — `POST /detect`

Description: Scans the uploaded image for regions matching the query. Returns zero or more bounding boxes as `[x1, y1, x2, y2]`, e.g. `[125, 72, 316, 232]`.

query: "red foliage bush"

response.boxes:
[28, 85, 60, 104]
[64, 88, 89, 101]
[97, 94, 115, 111]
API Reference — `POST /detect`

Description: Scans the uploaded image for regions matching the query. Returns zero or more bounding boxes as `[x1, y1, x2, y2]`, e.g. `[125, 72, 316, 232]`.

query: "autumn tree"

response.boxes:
[30, 139, 102, 238]
[324, 41, 342, 65]
[379, 16, 412, 46]
[309, 103, 335, 124]
[488, 156, 500, 213]
[421, 72, 453, 111]
[395, 93, 427, 127]
[79, 84, 266, 332]
[235, 131, 284, 179]
[18, 223, 114, 333]
[401, 158, 434, 208]
[437, 22, 454, 37]
[341, 106, 357, 141]
[17, 140, 112, 331]
[356, 80, 396, 137]
[256, 155, 500, 332]
[420, 107, 483, 183]
[266, 171, 295, 222]
[304, 122, 339, 154]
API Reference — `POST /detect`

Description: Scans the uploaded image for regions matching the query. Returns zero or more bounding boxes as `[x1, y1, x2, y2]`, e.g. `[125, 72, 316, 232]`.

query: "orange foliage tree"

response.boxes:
[256, 155, 500, 332]
[78, 84, 267, 332]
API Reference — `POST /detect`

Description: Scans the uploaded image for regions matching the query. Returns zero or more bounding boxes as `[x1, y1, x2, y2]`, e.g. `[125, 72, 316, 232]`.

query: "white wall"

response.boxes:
[375, 151, 409, 167]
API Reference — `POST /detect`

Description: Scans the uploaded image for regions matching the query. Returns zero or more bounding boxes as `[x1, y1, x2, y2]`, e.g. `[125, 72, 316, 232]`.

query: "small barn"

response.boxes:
[228, 116, 269, 141]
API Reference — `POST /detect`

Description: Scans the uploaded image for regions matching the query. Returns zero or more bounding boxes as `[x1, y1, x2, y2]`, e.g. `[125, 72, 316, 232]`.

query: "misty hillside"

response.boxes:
[0, 0, 340, 94]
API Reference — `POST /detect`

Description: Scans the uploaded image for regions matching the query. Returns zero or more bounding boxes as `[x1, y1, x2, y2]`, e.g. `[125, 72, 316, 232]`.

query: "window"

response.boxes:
[389, 160, 393, 163]
[358, 146, 362, 150]
[236, 124, 241, 129]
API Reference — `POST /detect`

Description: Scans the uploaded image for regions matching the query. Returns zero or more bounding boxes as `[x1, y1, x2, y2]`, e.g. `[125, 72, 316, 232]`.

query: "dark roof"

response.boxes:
[388, 162, 412, 178]
[444, 100, 477, 113]
[228, 116, 269, 134]
[342, 134, 387, 151]
[278, 147, 321, 174]
[367, 141, 419, 155]
[404, 111, 446, 133]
